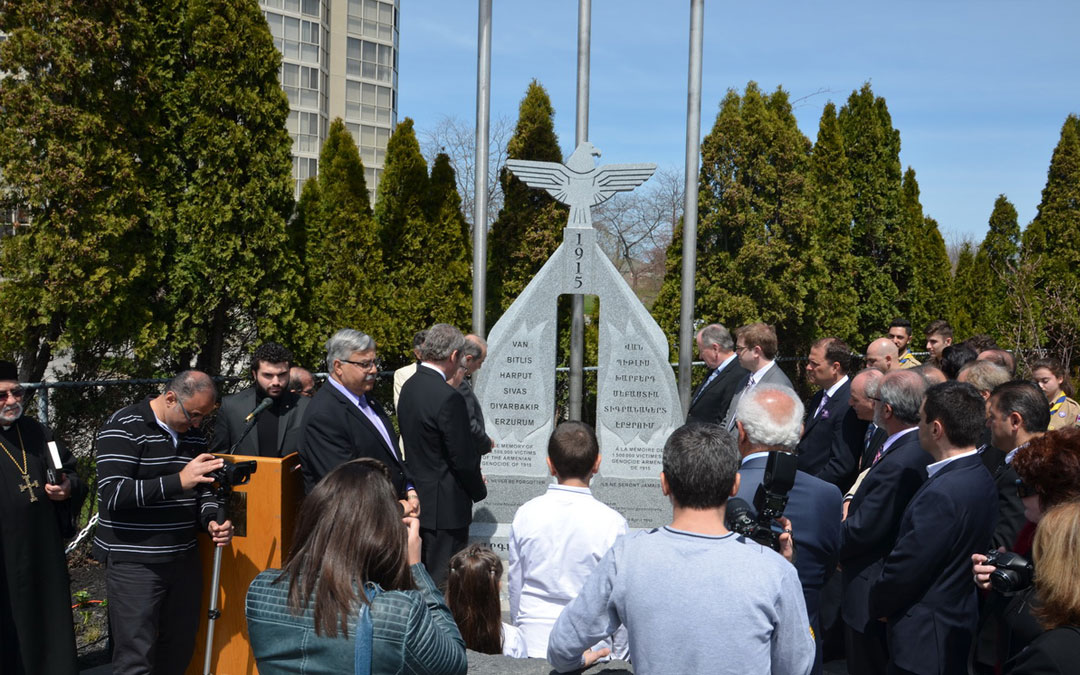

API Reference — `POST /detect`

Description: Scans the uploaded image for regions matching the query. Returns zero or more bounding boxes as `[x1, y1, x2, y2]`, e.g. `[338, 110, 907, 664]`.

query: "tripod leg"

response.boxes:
[203, 534, 225, 674]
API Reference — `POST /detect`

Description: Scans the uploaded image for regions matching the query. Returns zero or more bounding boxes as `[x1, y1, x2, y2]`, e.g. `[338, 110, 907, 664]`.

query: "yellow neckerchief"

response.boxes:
[1050, 393, 1067, 414]
[898, 349, 914, 364]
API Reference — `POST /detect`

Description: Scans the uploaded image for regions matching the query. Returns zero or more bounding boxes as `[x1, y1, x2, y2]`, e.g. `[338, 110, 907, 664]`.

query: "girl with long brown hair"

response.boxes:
[445, 544, 527, 658]
[246, 458, 467, 674]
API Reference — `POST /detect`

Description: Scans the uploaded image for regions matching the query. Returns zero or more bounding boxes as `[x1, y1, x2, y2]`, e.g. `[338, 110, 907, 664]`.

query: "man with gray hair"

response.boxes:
[687, 323, 748, 426]
[398, 323, 487, 585]
[733, 385, 842, 675]
[297, 329, 416, 513]
[459, 334, 493, 456]
[838, 369, 930, 675]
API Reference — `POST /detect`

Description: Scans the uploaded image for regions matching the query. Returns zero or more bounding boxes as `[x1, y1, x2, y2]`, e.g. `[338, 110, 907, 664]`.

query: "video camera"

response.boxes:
[725, 451, 798, 552]
[984, 549, 1034, 594]
[209, 458, 257, 489]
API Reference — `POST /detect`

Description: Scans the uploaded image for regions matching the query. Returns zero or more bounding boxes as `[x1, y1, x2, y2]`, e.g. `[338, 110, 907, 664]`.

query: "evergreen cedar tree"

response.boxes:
[1, 4, 1078, 426]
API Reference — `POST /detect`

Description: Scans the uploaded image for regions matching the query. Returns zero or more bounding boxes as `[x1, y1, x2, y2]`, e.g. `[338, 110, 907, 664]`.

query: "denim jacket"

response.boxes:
[246, 563, 467, 675]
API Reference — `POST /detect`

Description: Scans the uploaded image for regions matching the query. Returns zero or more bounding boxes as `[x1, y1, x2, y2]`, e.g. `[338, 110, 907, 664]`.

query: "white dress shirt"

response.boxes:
[508, 483, 629, 658]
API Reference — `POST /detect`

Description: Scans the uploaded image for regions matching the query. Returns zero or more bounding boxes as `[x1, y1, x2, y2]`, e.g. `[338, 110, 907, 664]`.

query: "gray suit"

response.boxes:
[722, 361, 795, 430]
[211, 386, 309, 456]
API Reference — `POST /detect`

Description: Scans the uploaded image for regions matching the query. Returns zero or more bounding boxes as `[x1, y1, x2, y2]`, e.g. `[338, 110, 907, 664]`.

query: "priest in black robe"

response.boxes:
[0, 360, 86, 674]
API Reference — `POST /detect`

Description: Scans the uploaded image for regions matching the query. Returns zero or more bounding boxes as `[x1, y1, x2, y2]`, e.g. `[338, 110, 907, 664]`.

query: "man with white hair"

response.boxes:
[734, 385, 842, 675]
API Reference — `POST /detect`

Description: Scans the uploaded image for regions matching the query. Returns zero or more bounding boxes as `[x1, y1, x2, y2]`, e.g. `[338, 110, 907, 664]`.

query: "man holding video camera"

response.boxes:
[94, 371, 234, 675]
[733, 385, 842, 675]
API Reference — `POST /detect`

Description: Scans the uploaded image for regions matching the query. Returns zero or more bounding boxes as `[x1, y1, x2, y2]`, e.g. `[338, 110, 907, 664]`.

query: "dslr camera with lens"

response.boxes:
[984, 549, 1034, 594]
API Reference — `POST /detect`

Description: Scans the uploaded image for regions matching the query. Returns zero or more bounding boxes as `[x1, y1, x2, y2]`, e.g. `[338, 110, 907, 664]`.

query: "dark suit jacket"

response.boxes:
[296, 381, 410, 497]
[839, 428, 930, 632]
[737, 455, 841, 662]
[980, 442, 1028, 550]
[686, 358, 748, 426]
[1004, 625, 1080, 675]
[796, 379, 862, 489]
[868, 453, 998, 675]
[457, 377, 490, 457]
[211, 386, 308, 456]
[722, 361, 794, 429]
[398, 366, 487, 530]
[859, 424, 888, 472]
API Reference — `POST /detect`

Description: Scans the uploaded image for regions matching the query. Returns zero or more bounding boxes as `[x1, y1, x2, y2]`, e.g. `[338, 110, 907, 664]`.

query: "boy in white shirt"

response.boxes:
[508, 421, 629, 658]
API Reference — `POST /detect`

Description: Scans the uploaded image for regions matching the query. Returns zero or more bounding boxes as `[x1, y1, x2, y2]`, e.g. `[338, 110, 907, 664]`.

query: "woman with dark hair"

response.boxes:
[245, 458, 467, 674]
[1005, 500, 1080, 673]
[1030, 358, 1080, 431]
[972, 428, 1080, 667]
[444, 544, 527, 658]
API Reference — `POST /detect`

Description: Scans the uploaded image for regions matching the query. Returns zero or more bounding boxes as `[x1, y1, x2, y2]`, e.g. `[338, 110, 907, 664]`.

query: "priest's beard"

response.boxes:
[0, 402, 22, 426]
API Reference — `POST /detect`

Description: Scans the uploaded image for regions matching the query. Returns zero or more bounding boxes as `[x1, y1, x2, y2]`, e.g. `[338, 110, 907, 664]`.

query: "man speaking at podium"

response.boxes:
[212, 342, 308, 457]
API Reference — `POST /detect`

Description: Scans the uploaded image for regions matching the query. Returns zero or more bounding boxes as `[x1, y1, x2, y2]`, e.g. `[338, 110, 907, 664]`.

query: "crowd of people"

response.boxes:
[2, 316, 1080, 674]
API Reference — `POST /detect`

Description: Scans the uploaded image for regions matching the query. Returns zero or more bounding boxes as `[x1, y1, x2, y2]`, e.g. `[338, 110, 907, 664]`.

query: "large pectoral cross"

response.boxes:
[18, 473, 39, 502]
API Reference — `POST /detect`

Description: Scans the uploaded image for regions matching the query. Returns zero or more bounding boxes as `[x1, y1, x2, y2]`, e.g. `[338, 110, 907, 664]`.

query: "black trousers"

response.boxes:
[420, 526, 469, 589]
[106, 549, 203, 675]
[844, 619, 889, 675]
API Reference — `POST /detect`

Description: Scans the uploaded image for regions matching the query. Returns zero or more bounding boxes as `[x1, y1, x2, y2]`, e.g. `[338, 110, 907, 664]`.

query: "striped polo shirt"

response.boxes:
[93, 397, 219, 563]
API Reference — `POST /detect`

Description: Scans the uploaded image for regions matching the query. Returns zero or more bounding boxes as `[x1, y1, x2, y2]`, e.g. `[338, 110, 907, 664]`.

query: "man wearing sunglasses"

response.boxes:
[93, 370, 233, 675]
[0, 360, 87, 675]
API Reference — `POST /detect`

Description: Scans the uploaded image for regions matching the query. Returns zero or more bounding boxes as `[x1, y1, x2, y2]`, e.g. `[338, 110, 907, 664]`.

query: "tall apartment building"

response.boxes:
[261, 0, 399, 200]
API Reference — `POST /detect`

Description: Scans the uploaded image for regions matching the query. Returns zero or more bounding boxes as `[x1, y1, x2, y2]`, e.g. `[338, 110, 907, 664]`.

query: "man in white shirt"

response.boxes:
[508, 421, 628, 658]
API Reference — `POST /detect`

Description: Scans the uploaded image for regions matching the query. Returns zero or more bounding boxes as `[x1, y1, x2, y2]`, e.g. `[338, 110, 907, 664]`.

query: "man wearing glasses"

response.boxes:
[297, 329, 417, 513]
[0, 360, 86, 675]
[93, 370, 233, 675]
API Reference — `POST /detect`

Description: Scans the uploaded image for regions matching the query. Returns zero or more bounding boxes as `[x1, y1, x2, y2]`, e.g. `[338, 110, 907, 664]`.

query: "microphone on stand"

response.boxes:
[245, 397, 274, 423]
[228, 398, 275, 455]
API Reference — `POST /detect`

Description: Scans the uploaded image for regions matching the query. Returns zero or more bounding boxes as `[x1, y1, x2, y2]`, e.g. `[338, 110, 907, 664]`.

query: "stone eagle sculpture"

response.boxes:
[505, 141, 657, 227]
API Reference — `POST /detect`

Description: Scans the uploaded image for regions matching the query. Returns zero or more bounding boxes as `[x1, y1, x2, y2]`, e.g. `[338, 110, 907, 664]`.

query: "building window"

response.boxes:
[345, 37, 394, 84]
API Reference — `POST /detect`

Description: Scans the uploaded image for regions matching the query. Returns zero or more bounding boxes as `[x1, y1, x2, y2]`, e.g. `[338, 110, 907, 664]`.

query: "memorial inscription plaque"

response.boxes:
[472, 143, 685, 552]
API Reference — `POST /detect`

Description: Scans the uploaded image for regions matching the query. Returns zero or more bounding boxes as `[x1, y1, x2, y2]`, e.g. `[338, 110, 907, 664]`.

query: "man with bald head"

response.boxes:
[864, 338, 898, 373]
[839, 369, 931, 675]
[734, 385, 841, 675]
[849, 369, 886, 474]
[976, 348, 1016, 377]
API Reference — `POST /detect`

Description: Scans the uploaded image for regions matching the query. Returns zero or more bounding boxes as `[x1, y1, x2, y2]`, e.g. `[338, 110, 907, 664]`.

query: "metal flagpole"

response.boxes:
[569, 0, 591, 421]
[678, 0, 704, 412]
[472, 0, 492, 337]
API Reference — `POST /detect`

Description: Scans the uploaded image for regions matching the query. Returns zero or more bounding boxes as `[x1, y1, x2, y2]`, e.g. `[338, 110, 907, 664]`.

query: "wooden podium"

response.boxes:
[186, 452, 304, 675]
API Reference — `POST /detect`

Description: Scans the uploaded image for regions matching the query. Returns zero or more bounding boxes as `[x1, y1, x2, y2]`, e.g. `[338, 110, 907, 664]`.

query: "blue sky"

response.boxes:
[398, 1, 1078, 243]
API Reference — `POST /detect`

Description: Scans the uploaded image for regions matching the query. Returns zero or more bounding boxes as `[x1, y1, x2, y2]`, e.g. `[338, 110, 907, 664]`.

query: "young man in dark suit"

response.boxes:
[297, 329, 416, 511]
[796, 337, 862, 489]
[868, 380, 998, 675]
[211, 342, 309, 457]
[398, 323, 487, 586]
[686, 323, 748, 426]
[733, 384, 842, 675]
[839, 369, 930, 675]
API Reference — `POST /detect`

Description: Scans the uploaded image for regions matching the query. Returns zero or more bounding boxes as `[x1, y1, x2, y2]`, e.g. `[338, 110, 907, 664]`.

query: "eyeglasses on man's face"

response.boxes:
[0, 387, 25, 402]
